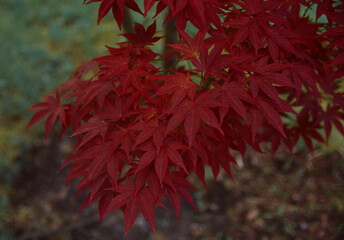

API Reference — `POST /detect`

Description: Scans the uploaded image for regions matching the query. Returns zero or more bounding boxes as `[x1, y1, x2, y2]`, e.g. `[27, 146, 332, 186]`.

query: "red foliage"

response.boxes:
[28, 0, 344, 235]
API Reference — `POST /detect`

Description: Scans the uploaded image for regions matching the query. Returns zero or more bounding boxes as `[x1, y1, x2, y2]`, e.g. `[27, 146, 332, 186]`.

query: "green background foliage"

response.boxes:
[0, 1, 117, 235]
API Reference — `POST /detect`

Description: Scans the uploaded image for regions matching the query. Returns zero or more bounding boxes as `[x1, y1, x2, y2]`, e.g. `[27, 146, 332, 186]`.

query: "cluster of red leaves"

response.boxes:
[27, 0, 344, 235]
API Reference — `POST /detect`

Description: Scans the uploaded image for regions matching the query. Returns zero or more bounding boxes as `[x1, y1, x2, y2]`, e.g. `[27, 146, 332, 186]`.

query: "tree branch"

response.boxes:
[163, 19, 178, 70]
[122, 8, 134, 33]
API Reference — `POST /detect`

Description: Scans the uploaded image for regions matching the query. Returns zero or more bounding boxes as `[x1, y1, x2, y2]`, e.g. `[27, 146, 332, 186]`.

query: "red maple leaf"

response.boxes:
[71, 116, 110, 149]
[84, 0, 142, 27]
[121, 21, 162, 46]
[167, 91, 224, 147]
[245, 56, 295, 105]
[26, 92, 70, 139]
[135, 139, 188, 184]
[153, 71, 199, 111]
[103, 178, 156, 235]
[212, 80, 254, 124]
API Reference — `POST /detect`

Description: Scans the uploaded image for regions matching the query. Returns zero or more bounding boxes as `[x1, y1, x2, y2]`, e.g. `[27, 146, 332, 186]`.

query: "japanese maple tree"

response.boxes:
[27, 0, 344, 235]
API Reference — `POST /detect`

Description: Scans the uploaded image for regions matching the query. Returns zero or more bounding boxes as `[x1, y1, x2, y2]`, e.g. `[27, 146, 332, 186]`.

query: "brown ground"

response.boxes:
[2, 135, 344, 240]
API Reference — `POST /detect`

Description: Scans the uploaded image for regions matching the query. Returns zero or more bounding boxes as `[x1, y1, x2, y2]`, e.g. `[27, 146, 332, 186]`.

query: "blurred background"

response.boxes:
[0, 1, 343, 239]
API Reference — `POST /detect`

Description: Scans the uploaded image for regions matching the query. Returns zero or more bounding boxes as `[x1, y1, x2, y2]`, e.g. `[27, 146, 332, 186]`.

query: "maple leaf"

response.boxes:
[245, 56, 295, 106]
[71, 116, 110, 149]
[168, 30, 206, 68]
[287, 62, 319, 99]
[163, 170, 197, 219]
[320, 105, 344, 140]
[131, 118, 165, 151]
[255, 96, 286, 138]
[84, 141, 120, 183]
[288, 17, 322, 53]
[84, 0, 142, 27]
[119, 67, 149, 94]
[212, 80, 254, 124]
[262, 24, 305, 62]
[290, 115, 325, 153]
[26, 92, 70, 140]
[97, 97, 135, 122]
[153, 71, 198, 111]
[167, 91, 224, 147]
[316, 0, 344, 25]
[146, 169, 166, 203]
[121, 21, 162, 46]
[94, 46, 129, 79]
[172, 36, 233, 76]
[193, 45, 231, 76]
[185, 135, 210, 174]
[282, 0, 311, 18]
[209, 144, 237, 182]
[143, 0, 157, 17]
[75, 77, 117, 109]
[108, 127, 136, 161]
[103, 179, 156, 235]
[162, 0, 206, 30]
[225, 0, 282, 53]
[135, 139, 188, 184]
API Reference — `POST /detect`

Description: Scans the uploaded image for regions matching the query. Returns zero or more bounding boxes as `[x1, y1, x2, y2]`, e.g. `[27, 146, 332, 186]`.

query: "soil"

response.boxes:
[3, 136, 344, 240]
